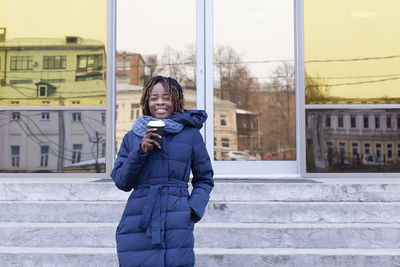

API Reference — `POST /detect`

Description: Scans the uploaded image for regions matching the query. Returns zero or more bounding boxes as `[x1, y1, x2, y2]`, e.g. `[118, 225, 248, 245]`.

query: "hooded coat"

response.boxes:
[111, 110, 214, 267]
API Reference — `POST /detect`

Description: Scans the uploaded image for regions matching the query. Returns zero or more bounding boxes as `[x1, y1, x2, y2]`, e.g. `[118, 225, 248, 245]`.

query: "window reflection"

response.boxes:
[306, 109, 400, 172]
[214, 0, 295, 161]
[305, 0, 400, 104]
[116, 0, 196, 152]
[0, 110, 106, 173]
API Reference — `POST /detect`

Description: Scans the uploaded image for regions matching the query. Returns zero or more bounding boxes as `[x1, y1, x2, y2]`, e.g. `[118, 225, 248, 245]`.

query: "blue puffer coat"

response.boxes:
[111, 110, 214, 267]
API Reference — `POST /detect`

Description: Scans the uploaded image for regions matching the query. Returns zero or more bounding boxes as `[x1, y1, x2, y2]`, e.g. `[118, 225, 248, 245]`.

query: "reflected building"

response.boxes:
[307, 109, 400, 172]
[0, 110, 106, 173]
[116, 52, 145, 86]
[0, 28, 106, 106]
[236, 109, 262, 159]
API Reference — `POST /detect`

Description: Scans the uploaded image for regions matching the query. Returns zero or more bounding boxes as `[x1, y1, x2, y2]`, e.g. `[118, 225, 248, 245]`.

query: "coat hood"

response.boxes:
[169, 110, 207, 129]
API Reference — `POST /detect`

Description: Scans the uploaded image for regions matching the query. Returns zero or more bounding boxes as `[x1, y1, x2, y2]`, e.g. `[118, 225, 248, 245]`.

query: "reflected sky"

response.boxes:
[305, 0, 400, 100]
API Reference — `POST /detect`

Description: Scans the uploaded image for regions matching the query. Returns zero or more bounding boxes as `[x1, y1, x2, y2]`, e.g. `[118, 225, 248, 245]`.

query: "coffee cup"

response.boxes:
[148, 120, 165, 146]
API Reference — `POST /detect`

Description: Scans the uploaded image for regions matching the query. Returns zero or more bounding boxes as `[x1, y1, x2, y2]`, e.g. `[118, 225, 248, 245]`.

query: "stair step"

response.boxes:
[195, 248, 400, 267]
[1, 201, 400, 223]
[2, 181, 400, 201]
[1, 222, 400, 249]
[1, 247, 400, 267]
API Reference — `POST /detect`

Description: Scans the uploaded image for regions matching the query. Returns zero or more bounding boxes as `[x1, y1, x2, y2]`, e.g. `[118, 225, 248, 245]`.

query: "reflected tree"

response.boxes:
[305, 72, 331, 104]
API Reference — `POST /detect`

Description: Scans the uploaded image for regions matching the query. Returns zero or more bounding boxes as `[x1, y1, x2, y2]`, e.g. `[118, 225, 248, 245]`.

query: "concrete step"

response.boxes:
[195, 248, 400, 267]
[1, 222, 400, 250]
[1, 247, 400, 267]
[1, 201, 400, 224]
[2, 181, 400, 202]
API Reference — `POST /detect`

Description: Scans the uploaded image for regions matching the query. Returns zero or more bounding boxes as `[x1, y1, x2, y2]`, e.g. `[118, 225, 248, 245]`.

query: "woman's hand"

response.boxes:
[140, 128, 162, 154]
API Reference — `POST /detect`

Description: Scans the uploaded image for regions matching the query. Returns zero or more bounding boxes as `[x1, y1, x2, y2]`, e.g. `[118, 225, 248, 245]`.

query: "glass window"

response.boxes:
[116, 0, 196, 153]
[350, 116, 356, 128]
[1, 0, 108, 174]
[220, 114, 228, 127]
[40, 145, 49, 167]
[325, 115, 331, 128]
[305, 0, 400, 104]
[338, 115, 344, 128]
[387, 143, 393, 161]
[72, 144, 82, 164]
[375, 116, 381, 129]
[364, 143, 371, 155]
[43, 56, 66, 70]
[0, 110, 106, 173]
[214, 0, 295, 162]
[306, 109, 400, 173]
[41, 112, 50, 120]
[72, 112, 81, 122]
[221, 138, 230, 148]
[386, 116, 392, 129]
[363, 115, 369, 129]
[11, 112, 20, 120]
[304, 1, 400, 174]
[11, 145, 20, 167]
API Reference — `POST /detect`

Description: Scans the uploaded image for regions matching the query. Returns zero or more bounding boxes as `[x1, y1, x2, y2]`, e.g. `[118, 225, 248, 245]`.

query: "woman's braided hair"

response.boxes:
[140, 76, 185, 116]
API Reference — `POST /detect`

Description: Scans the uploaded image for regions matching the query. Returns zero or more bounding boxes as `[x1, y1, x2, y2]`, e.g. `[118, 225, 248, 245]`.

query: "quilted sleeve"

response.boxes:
[189, 130, 214, 223]
[111, 132, 150, 192]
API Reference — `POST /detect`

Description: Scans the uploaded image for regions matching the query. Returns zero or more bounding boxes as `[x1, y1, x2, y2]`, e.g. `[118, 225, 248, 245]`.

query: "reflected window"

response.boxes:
[220, 114, 228, 127]
[41, 112, 50, 120]
[72, 144, 82, 164]
[325, 115, 331, 128]
[397, 144, 400, 160]
[375, 143, 382, 159]
[11, 112, 20, 120]
[351, 142, 359, 157]
[130, 104, 140, 121]
[43, 56, 66, 70]
[363, 115, 369, 129]
[102, 142, 106, 158]
[387, 143, 393, 160]
[338, 115, 344, 128]
[386, 116, 392, 129]
[221, 138, 230, 148]
[101, 112, 106, 125]
[397, 116, 400, 129]
[364, 143, 371, 155]
[40, 145, 49, 167]
[10, 56, 33, 70]
[11, 146, 20, 167]
[375, 116, 381, 129]
[350, 116, 356, 128]
[72, 113, 81, 122]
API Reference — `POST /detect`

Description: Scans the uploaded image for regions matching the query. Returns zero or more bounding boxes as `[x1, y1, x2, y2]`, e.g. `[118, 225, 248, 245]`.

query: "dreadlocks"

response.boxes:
[140, 76, 185, 116]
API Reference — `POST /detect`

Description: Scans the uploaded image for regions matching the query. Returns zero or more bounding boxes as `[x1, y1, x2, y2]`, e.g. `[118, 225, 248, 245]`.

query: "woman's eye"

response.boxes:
[150, 97, 157, 101]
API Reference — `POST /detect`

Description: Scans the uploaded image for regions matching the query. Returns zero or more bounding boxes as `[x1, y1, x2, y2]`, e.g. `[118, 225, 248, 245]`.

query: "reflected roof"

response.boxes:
[0, 37, 104, 48]
[0, 80, 106, 99]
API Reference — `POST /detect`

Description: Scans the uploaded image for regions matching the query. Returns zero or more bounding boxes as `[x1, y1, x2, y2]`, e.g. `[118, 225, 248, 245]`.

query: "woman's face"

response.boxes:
[149, 82, 173, 119]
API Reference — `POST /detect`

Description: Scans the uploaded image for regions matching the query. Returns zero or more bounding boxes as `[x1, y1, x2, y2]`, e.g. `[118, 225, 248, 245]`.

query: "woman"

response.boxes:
[111, 76, 214, 267]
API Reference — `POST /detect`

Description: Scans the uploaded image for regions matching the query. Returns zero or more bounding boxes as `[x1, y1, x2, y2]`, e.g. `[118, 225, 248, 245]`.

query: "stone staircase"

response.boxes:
[0, 178, 400, 266]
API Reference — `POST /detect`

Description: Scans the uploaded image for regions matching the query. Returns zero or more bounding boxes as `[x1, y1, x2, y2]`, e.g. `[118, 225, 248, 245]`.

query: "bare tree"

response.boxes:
[144, 54, 164, 83]
[305, 72, 330, 104]
[214, 45, 258, 109]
